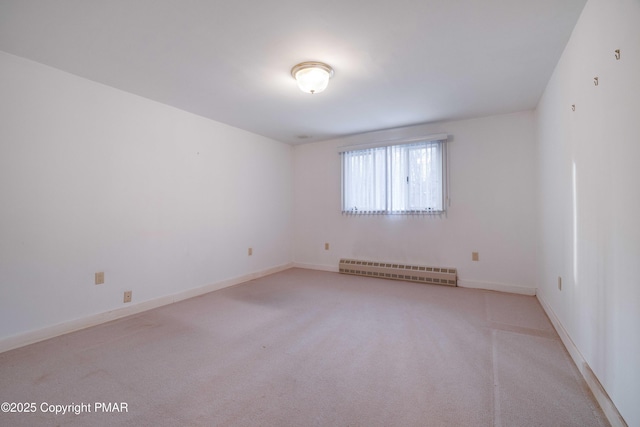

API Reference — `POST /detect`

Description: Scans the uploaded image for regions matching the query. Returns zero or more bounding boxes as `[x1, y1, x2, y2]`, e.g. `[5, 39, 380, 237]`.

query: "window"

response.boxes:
[341, 137, 447, 214]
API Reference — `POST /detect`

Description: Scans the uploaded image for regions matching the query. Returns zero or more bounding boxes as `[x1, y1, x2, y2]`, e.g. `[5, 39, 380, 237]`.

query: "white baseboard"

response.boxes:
[294, 264, 537, 296]
[0, 263, 294, 354]
[537, 293, 627, 427]
[457, 279, 536, 296]
[292, 262, 339, 272]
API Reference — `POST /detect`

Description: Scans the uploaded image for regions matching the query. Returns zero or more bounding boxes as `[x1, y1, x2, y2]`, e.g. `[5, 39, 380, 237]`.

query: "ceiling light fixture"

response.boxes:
[291, 61, 334, 94]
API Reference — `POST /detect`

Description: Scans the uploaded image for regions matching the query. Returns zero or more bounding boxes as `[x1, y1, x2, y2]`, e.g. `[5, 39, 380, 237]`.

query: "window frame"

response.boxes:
[339, 135, 448, 215]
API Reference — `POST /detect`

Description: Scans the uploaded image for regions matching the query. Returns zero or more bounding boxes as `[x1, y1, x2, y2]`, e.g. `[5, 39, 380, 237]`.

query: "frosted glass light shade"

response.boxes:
[291, 62, 334, 94]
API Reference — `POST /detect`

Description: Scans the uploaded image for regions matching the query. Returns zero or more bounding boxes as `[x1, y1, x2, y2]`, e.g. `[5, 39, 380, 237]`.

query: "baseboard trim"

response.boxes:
[293, 262, 339, 272]
[457, 279, 536, 296]
[537, 293, 627, 427]
[0, 263, 294, 354]
[294, 264, 537, 296]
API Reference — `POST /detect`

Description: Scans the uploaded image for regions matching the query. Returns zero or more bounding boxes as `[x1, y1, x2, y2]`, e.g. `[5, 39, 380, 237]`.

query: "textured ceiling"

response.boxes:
[0, 0, 587, 144]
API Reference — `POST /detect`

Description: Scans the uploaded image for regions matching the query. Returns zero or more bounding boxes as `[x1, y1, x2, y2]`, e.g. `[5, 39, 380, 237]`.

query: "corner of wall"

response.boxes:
[537, 293, 627, 427]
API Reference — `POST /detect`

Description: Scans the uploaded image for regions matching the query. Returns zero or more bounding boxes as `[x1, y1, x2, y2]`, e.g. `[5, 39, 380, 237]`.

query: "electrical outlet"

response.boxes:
[123, 291, 132, 303]
[472, 252, 479, 261]
[248, 247, 253, 256]
[325, 243, 330, 250]
[95, 272, 104, 285]
[558, 276, 562, 291]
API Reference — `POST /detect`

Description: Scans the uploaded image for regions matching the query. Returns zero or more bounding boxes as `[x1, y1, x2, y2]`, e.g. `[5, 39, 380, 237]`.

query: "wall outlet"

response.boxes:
[325, 243, 330, 250]
[248, 247, 253, 256]
[95, 272, 104, 285]
[472, 252, 479, 261]
[558, 276, 562, 291]
[123, 291, 132, 303]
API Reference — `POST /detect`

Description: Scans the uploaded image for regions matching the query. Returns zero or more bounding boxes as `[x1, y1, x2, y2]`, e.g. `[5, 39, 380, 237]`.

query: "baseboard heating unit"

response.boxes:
[339, 259, 457, 287]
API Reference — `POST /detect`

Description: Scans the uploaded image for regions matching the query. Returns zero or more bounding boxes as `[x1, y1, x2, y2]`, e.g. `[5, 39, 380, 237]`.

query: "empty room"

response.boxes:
[0, 0, 638, 426]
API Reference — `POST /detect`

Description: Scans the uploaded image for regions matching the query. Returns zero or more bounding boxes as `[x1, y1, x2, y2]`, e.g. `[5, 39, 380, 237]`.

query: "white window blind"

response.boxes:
[341, 138, 446, 214]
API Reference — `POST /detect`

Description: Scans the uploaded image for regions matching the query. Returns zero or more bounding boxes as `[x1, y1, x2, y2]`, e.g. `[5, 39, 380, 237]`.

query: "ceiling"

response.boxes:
[0, 0, 587, 145]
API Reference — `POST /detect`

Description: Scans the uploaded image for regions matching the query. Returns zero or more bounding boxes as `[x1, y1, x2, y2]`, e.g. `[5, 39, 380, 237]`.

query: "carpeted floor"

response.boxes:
[0, 268, 607, 426]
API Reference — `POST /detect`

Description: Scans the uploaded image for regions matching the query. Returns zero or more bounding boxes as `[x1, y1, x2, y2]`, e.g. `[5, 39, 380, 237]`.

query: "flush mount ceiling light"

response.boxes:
[291, 61, 334, 94]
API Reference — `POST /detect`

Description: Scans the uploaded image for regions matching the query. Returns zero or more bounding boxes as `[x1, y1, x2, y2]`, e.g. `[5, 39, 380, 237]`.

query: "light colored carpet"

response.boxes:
[0, 268, 607, 426]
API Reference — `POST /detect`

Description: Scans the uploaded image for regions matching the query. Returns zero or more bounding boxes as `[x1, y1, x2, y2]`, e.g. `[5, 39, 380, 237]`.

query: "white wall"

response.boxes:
[0, 52, 293, 342]
[293, 112, 537, 294]
[535, 0, 640, 425]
